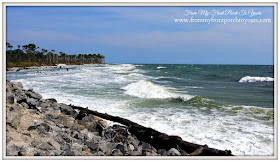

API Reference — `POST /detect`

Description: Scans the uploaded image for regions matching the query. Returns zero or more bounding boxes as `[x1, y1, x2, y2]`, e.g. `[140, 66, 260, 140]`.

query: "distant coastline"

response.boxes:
[6, 43, 105, 68]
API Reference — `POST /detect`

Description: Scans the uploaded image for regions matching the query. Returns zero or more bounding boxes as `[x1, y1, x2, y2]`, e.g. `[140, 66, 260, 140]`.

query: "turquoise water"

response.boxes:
[6, 64, 274, 155]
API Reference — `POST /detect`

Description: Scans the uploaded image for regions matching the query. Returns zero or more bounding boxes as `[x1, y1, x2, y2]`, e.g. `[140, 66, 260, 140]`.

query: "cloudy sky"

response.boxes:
[6, 6, 274, 64]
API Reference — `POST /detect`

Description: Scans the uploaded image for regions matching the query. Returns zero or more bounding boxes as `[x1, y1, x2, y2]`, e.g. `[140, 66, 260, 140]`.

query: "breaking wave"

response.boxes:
[121, 80, 193, 101]
[239, 76, 274, 83]
[157, 66, 167, 69]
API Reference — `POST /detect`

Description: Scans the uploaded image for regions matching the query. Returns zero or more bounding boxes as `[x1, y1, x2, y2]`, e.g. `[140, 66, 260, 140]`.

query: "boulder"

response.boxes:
[6, 104, 23, 129]
[167, 148, 181, 156]
[71, 143, 83, 156]
[128, 135, 140, 148]
[116, 143, 126, 155]
[59, 104, 77, 118]
[18, 146, 35, 156]
[86, 141, 98, 151]
[6, 143, 19, 156]
[111, 149, 123, 156]
[141, 141, 152, 152]
[38, 142, 53, 150]
[48, 141, 61, 151]
[98, 141, 116, 155]
[26, 90, 42, 100]
[15, 82, 23, 90]
[6, 92, 14, 104]
[45, 98, 57, 103]
[26, 98, 39, 109]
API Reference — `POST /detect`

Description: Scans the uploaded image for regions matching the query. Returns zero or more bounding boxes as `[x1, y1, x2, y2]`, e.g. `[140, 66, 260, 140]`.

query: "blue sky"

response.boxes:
[6, 6, 274, 65]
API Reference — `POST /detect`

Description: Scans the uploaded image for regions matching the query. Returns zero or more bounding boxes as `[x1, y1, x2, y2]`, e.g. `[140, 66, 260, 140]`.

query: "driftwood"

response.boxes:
[70, 104, 233, 156]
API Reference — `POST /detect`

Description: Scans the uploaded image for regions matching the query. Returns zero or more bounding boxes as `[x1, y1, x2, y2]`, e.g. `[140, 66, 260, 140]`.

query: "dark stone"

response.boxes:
[22, 133, 31, 137]
[26, 91, 42, 100]
[86, 141, 98, 151]
[46, 98, 57, 103]
[116, 144, 125, 155]
[141, 141, 152, 152]
[27, 125, 37, 131]
[59, 104, 77, 118]
[26, 98, 39, 109]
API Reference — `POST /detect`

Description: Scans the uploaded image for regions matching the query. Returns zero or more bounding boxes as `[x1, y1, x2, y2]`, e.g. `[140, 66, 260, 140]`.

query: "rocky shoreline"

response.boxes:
[6, 81, 183, 156]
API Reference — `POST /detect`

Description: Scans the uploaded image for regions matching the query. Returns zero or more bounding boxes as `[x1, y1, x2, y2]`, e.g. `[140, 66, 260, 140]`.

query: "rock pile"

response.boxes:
[6, 81, 182, 156]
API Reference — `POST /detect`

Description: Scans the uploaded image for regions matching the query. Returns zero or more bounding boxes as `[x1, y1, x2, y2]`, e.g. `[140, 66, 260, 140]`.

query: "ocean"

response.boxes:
[6, 64, 274, 156]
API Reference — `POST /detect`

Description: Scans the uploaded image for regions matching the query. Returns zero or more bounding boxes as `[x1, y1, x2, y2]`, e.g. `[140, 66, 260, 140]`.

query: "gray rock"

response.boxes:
[60, 150, 75, 156]
[37, 150, 55, 156]
[158, 149, 167, 156]
[26, 90, 42, 100]
[61, 133, 75, 144]
[20, 102, 29, 109]
[144, 151, 158, 156]
[86, 141, 98, 151]
[71, 143, 83, 156]
[18, 146, 35, 156]
[31, 141, 40, 147]
[167, 148, 181, 156]
[81, 114, 95, 122]
[60, 143, 70, 151]
[6, 143, 19, 156]
[6, 136, 13, 143]
[92, 151, 105, 156]
[98, 141, 116, 155]
[15, 82, 23, 89]
[141, 141, 152, 152]
[59, 104, 77, 117]
[6, 92, 14, 104]
[6, 104, 23, 129]
[48, 141, 61, 151]
[128, 144, 135, 152]
[45, 98, 57, 103]
[85, 131, 100, 144]
[128, 135, 140, 148]
[116, 143, 125, 155]
[40, 102, 50, 110]
[111, 149, 123, 156]
[38, 142, 53, 150]
[26, 98, 39, 109]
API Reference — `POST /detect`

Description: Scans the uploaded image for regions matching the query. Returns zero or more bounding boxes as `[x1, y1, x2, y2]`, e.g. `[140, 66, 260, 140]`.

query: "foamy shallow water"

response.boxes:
[7, 64, 274, 156]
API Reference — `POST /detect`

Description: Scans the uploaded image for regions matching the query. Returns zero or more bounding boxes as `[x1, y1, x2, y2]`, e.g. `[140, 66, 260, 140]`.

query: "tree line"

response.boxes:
[6, 43, 105, 67]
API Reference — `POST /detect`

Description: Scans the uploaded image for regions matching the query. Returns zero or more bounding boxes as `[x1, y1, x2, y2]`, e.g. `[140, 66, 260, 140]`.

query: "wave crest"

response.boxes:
[157, 66, 167, 69]
[239, 76, 274, 83]
[121, 80, 193, 101]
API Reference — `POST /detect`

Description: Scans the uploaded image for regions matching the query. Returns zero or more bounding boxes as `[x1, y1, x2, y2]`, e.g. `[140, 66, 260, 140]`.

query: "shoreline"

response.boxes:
[5, 81, 233, 156]
[6, 63, 104, 72]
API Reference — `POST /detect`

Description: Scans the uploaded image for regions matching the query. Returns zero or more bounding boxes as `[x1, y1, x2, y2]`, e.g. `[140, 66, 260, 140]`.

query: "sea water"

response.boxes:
[6, 64, 274, 155]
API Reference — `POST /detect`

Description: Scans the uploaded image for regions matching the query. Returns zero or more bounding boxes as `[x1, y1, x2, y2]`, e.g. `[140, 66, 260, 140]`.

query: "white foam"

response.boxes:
[239, 76, 274, 83]
[121, 80, 193, 101]
[157, 66, 167, 69]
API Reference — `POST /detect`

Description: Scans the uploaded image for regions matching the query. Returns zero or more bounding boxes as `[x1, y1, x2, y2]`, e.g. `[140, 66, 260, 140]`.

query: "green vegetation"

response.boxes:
[6, 43, 105, 68]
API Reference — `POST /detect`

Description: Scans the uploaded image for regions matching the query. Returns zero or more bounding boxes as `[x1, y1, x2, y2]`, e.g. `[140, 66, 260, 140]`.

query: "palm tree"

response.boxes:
[6, 43, 13, 50]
